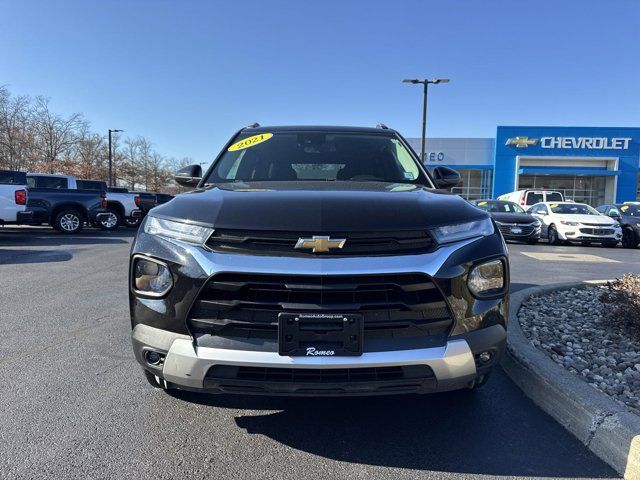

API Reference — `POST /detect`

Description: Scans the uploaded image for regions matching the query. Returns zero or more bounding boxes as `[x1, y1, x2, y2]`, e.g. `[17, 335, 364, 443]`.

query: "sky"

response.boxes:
[1, 0, 639, 166]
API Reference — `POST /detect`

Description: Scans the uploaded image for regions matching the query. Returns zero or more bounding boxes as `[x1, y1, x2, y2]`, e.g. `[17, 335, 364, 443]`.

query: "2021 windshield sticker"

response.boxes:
[228, 133, 273, 152]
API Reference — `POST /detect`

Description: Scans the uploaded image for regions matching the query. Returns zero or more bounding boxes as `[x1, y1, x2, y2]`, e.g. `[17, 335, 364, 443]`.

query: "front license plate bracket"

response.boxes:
[278, 313, 363, 357]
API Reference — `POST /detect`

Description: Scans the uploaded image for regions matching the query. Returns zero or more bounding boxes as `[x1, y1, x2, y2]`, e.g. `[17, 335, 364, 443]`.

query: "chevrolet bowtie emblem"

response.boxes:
[505, 136, 538, 148]
[294, 235, 346, 253]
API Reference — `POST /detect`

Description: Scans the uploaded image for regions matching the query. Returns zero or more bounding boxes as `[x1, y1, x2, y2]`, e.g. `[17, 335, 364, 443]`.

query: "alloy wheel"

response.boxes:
[60, 213, 80, 232]
[101, 212, 118, 229]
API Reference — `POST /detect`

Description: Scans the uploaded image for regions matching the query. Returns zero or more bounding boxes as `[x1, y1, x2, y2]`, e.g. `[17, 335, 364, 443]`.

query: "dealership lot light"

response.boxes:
[402, 78, 450, 164]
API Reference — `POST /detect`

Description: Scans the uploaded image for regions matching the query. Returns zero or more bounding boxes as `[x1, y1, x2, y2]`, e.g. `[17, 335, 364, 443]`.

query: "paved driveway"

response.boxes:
[0, 227, 630, 479]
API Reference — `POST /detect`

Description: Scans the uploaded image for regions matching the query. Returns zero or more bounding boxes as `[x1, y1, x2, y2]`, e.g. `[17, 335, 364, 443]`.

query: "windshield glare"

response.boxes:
[206, 132, 428, 185]
[476, 201, 525, 213]
[549, 203, 599, 215]
[620, 204, 640, 216]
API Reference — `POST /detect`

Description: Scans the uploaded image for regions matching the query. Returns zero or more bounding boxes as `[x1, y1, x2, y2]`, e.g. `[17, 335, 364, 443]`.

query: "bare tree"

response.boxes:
[136, 137, 153, 190]
[71, 130, 107, 180]
[32, 96, 87, 173]
[0, 86, 183, 192]
[0, 86, 35, 171]
[121, 136, 142, 189]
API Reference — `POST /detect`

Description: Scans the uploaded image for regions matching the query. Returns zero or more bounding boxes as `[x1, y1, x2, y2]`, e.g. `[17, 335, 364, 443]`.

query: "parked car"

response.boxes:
[596, 203, 640, 249]
[497, 189, 564, 209]
[130, 124, 509, 397]
[131, 191, 157, 216]
[472, 199, 541, 244]
[27, 175, 142, 230]
[0, 169, 31, 225]
[529, 201, 622, 246]
[21, 187, 108, 234]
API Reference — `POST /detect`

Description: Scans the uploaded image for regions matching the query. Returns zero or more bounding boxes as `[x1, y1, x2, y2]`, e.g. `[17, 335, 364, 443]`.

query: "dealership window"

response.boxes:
[518, 174, 606, 206]
[450, 169, 493, 201]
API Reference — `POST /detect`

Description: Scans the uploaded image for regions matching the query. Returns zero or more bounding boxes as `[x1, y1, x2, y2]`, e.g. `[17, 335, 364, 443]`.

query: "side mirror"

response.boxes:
[174, 164, 202, 187]
[432, 166, 461, 190]
[610, 213, 621, 220]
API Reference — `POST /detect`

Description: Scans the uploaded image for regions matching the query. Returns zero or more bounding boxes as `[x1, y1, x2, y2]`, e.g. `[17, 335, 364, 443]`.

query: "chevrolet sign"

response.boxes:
[506, 136, 632, 150]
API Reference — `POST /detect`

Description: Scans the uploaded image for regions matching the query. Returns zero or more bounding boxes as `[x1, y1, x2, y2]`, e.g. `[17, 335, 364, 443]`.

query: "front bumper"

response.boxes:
[132, 323, 506, 395]
[557, 225, 622, 242]
[130, 230, 509, 395]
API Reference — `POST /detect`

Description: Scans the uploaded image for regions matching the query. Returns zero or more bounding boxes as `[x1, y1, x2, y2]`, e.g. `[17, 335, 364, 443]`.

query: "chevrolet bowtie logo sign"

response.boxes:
[294, 235, 346, 253]
[505, 136, 539, 148]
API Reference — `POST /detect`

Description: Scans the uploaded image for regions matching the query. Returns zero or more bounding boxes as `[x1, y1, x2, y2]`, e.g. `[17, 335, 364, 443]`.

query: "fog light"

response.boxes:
[145, 350, 163, 365]
[133, 256, 173, 297]
[478, 351, 492, 364]
[468, 259, 504, 296]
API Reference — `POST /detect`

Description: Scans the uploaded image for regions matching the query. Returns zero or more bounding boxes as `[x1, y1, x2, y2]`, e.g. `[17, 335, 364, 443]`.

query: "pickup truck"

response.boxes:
[131, 191, 174, 215]
[0, 169, 31, 225]
[27, 174, 142, 230]
[22, 187, 108, 234]
[130, 124, 509, 397]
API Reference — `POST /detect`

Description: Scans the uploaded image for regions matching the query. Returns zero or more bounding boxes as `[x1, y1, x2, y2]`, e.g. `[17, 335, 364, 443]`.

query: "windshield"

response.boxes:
[619, 204, 640, 216]
[476, 200, 525, 213]
[204, 131, 430, 185]
[549, 203, 599, 215]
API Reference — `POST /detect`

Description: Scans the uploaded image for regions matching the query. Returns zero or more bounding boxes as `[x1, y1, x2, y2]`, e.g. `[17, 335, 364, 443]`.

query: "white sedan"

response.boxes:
[528, 201, 622, 247]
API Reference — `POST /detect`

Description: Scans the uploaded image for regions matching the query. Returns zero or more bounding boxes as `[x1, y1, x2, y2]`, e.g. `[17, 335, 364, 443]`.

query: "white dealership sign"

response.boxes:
[540, 137, 631, 150]
[506, 136, 632, 150]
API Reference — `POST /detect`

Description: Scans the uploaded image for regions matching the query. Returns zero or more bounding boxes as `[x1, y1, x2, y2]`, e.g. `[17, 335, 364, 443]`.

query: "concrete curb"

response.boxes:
[503, 281, 640, 479]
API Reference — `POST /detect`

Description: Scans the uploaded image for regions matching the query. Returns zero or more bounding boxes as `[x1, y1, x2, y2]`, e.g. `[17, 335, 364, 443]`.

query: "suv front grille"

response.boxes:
[204, 229, 435, 256]
[188, 273, 452, 342]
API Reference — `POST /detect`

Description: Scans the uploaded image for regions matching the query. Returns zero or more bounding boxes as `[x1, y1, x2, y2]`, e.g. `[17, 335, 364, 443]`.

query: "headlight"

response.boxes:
[144, 216, 213, 245]
[468, 259, 505, 297]
[560, 220, 579, 226]
[132, 256, 173, 296]
[533, 220, 541, 227]
[431, 218, 494, 244]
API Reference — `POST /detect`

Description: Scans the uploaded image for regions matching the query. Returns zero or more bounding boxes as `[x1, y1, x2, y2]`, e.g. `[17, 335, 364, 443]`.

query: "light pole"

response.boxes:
[402, 78, 449, 164]
[108, 129, 123, 187]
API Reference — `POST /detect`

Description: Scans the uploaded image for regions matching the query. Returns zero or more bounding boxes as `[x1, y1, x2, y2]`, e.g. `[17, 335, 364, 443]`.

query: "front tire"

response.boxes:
[125, 217, 142, 228]
[548, 226, 561, 245]
[54, 209, 83, 234]
[622, 229, 638, 249]
[98, 210, 121, 231]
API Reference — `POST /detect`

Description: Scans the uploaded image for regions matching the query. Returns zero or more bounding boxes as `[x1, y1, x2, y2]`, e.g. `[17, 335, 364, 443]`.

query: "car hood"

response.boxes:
[490, 212, 536, 224]
[554, 214, 615, 225]
[151, 181, 488, 231]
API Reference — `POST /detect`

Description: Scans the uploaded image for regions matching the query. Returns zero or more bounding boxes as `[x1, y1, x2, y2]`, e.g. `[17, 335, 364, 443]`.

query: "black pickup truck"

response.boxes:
[23, 188, 108, 233]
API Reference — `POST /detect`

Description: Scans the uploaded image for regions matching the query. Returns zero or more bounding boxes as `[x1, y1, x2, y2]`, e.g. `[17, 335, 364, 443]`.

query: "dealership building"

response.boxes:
[408, 126, 640, 206]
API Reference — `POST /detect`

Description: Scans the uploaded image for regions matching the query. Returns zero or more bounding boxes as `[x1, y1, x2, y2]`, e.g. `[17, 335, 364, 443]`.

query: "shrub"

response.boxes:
[600, 273, 640, 335]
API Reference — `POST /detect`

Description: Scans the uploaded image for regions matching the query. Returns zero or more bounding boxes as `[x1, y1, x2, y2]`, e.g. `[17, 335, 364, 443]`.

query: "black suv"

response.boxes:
[596, 203, 640, 248]
[129, 125, 509, 396]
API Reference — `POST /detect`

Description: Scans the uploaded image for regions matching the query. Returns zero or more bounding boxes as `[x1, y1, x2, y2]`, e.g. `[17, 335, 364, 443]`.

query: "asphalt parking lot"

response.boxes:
[1, 226, 636, 479]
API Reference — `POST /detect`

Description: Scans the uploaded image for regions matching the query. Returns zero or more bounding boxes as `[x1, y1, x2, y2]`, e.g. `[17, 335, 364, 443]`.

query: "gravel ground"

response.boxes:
[519, 286, 640, 415]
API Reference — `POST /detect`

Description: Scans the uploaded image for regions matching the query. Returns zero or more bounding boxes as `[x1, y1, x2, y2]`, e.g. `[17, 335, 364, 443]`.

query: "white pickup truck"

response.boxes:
[0, 170, 31, 225]
[26, 174, 142, 230]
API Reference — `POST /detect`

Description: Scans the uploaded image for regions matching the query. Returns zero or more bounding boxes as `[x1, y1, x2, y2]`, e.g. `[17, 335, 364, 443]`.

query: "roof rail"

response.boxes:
[246, 122, 260, 128]
[376, 123, 389, 129]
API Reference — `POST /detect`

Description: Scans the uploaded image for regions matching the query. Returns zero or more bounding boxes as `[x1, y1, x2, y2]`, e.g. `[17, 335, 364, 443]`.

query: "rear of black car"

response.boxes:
[129, 126, 509, 396]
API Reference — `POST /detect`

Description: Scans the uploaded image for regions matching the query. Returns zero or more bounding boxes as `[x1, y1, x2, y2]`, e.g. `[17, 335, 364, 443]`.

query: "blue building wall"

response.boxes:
[493, 126, 640, 202]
